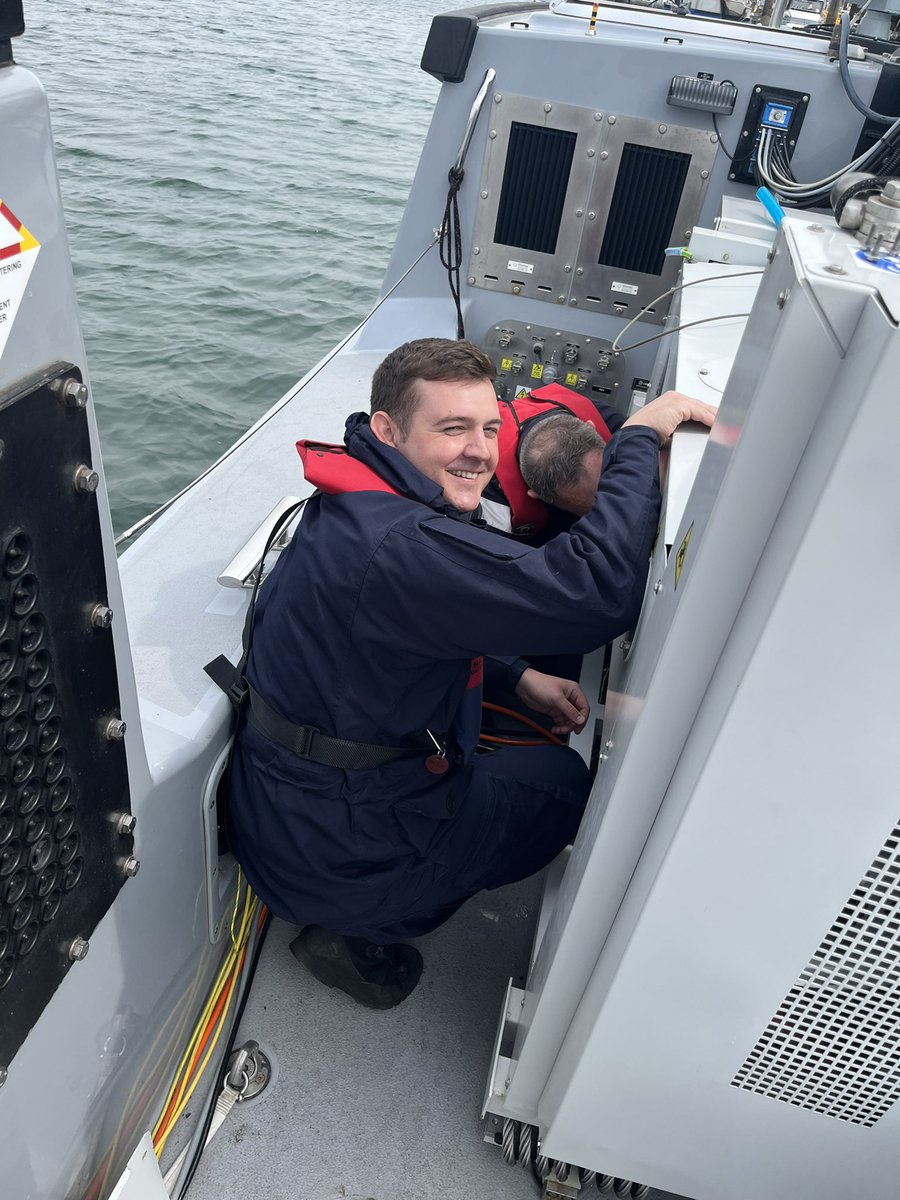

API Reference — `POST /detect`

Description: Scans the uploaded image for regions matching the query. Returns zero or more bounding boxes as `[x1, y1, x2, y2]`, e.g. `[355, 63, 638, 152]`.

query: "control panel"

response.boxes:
[730, 85, 809, 186]
[483, 320, 625, 406]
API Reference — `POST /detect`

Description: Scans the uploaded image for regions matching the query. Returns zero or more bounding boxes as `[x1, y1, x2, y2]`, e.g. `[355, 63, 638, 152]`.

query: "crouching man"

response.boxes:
[220, 338, 715, 1009]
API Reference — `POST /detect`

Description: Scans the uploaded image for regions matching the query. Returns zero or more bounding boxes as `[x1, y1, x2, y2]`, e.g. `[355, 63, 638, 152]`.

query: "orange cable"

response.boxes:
[481, 701, 564, 746]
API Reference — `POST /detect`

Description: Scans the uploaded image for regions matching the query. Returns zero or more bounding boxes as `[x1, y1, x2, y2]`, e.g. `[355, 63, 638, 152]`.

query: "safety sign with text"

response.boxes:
[0, 200, 40, 359]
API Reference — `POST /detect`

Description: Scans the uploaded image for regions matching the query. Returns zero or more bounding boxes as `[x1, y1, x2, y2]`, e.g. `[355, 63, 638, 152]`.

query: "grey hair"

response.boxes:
[518, 412, 605, 504]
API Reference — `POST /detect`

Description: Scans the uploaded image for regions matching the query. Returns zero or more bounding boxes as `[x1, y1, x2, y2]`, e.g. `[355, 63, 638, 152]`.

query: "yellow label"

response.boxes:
[674, 522, 694, 589]
[530, 363, 543, 380]
[515, 387, 531, 400]
[565, 371, 578, 386]
[501, 357, 513, 371]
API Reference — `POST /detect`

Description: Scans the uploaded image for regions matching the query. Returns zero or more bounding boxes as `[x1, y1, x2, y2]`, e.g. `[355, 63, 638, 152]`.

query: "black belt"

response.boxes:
[205, 654, 439, 771]
[245, 683, 430, 770]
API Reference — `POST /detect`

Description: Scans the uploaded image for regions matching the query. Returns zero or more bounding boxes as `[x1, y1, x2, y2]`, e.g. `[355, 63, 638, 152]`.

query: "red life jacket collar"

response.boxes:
[297, 441, 402, 496]
[495, 384, 613, 535]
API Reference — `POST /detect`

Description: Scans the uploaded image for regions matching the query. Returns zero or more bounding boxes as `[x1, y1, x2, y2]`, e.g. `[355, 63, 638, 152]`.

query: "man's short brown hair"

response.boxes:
[519, 412, 605, 504]
[370, 338, 496, 437]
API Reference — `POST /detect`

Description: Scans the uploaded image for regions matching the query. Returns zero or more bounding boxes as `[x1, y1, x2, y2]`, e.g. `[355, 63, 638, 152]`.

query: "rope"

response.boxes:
[439, 166, 466, 340]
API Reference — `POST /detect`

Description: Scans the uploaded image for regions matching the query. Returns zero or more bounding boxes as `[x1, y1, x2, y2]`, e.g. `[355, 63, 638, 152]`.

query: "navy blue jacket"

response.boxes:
[227, 414, 661, 934]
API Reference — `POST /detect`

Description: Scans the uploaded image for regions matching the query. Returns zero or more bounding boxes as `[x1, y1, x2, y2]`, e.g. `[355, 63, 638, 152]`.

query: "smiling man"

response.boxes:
[221, 338, 715, 1010]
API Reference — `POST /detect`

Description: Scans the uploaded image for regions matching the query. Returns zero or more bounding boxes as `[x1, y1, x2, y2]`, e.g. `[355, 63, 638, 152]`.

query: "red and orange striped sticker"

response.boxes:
[0, 200, 39, 262]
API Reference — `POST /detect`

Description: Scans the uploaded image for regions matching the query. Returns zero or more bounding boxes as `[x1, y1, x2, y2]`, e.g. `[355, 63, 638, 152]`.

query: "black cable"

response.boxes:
[439, 166, 466, 340]
[711, 111, 737, 161]
[176, 909, 273, 1199]
[838, 12, 895, 125]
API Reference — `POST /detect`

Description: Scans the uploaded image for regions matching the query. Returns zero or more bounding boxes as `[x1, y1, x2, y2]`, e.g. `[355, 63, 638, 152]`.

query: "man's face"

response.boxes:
[375, 377, 501, 512]
[553, 448, 605, 516]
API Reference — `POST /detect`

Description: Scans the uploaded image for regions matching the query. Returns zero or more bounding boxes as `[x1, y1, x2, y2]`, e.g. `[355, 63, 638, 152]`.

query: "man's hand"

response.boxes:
[622, 390, 718, 446]
[514, 668, 590, 736]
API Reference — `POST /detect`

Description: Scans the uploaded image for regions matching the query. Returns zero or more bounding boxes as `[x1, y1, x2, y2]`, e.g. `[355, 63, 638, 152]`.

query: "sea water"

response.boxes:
[20, 0, 439, 532]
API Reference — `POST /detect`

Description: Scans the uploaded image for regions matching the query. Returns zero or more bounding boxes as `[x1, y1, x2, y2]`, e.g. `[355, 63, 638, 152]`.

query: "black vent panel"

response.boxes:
[599, 143, 691, 276]
[732, 821, 900, 1126]
[494, 122, 577, 256]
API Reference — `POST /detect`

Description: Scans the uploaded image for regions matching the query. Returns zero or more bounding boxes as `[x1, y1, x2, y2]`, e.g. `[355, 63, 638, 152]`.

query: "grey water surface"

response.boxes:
[21, 0, 439, 532]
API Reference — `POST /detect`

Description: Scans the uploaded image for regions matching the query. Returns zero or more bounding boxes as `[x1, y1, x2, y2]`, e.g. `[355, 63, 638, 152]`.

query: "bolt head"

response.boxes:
[594, 112, 603, 121]
[576, 268, 584, 276]
[564, 264, 572, 273]
[575, 208, 584, 218]
[700, 170, 709, 180]
[117, 813, 137, 835]
[569, 299, 578, 306]
[74, 466, 99, 493]
[557, 295, 565, 304]
[607, 115, 616, 124]
[68, 937, 90, 962]
[62, 379, 89, 408]
[512, 284, 521, 295]
[480, 190, 488, 200]
[105, 717, 127, 742]
[587, 148, 595, 157]
[489, 129, 497, 139]
[600, 151, 608, 161]
[654, 580, 663, 593]
[544, 102, 552, 113]
[472, 246, 480, 255]
[91, 604, 113, 629]
[699, 367, 709, 376]
[122, 856, 141, 879]
[467, 275, 476, 285]
[493, 93, 502, 103]
[711, 134, 719, 144]
[659, 124, 667, 133]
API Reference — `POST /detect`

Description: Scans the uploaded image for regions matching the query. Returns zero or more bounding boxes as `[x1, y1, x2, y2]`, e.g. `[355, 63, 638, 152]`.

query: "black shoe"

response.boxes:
[289, 925, 423, 1009]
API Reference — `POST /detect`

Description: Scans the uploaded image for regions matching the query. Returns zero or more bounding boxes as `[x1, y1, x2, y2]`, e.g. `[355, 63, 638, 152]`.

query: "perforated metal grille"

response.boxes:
[732, 824, 900, 1125]
[494, 122, 577, 255]
[598, 143, 690, 276]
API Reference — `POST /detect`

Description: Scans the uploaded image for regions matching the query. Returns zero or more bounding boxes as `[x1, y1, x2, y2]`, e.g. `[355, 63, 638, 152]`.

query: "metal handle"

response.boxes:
[452, 67, 497, 176]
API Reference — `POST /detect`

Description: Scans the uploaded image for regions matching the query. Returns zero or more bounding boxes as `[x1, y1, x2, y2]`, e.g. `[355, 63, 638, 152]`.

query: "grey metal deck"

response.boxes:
[187, 878, 545, 1200]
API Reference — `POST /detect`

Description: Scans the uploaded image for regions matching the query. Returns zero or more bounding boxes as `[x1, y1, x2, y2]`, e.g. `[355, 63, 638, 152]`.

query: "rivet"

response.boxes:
[116, 813, 137, 835]
[594, 112, 603, 121]
[480, 190, 489, 199]
[802, 94, 809, 102]
[755, 86, 762, 93]
[122, 856, 141, 880]
[699, 367, 709, 376]
[824, 263, 846, 275]
[68, 937, 90, 962]
[557, 295, 566, 304]
[467, 275, 476, 285]
[575, 208, 584, 218]
[544, 102, 552, 112]
[489, 129, 497, 139]
[607, 115, 616, 125]
[711, 134, 718, 144]
[569, 298, 578, 306]
[659, 124, 667, 133]
[512, 285, 522, 294]
[700, 169, 709, 180]
[564, 264, 572, 273]
[494, 93, 502, 103]
[74, 465, 99, 493]
[91, 604, 113, 629]
[654, 580, 663, 593]
[473, 246, 481, 255]
[587, 148, 595, 157]
[588, 211, 596, 220]
[576, 268, 584, 276]
[722, 252, 731, 262]
[104, 717, 127, 742]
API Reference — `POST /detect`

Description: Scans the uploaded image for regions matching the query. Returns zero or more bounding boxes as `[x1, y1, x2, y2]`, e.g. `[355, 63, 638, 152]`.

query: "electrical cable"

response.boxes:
[613, 312, 753, 355]
[711, 110, 738, 162]
[481, 701, 566, 745]
[610, 270, 763, 354]
[176, 909, 273, 1199]
[114, 233, 440, 547]
[838, 11, 894, 125]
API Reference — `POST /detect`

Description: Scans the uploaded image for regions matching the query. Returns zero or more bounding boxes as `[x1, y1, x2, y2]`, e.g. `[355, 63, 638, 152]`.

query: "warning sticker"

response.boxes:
[530, 363, 543, 380]
[674, 522, 694, 589]
[514, 386, 532, 400]
[500, 357, 513, 371]
[0, 200, 40, 360]
[565, 371, 578, 386]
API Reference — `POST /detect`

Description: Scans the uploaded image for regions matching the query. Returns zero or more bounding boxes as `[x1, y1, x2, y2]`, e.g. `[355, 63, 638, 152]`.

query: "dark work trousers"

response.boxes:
[372, 744, 592, 942]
